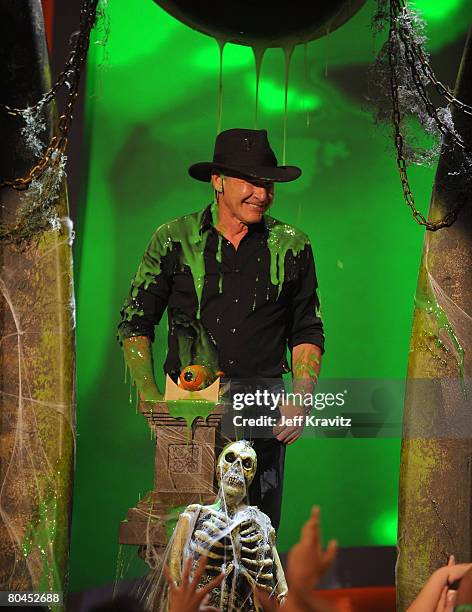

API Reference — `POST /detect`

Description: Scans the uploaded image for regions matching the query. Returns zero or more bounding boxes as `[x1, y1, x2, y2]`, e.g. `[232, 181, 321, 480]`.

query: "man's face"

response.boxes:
[212, 173, 274, 225]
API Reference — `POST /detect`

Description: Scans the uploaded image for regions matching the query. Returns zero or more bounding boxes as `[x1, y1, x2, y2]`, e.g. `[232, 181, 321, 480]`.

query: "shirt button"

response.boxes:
[233, 298, 238, 303]
[230, 328, 236, 333]
[235, 268, 240, 273]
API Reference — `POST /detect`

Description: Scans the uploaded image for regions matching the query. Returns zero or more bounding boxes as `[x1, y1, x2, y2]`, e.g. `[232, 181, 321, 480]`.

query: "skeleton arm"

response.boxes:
[167, 504, 202, 583]
[272, 530, 288, 603]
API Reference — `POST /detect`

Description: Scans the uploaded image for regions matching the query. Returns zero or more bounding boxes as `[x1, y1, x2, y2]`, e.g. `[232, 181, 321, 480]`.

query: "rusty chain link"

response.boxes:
[0, 0, 99, 190]
[400, 32, 469, 152]
[388, 0, 469, 231]
[398, 0, 472, 117]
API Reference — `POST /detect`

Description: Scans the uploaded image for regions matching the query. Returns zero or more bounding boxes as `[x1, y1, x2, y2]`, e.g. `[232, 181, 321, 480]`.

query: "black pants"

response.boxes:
[248, 437, 286, 531]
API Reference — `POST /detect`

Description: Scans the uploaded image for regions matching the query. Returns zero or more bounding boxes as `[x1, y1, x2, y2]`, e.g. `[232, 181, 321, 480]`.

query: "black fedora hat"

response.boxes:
[188, 128, 301, 183]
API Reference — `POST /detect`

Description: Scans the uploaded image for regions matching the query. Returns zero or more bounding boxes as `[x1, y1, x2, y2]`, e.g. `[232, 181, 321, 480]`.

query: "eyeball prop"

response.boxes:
[179, 365, 207, 390]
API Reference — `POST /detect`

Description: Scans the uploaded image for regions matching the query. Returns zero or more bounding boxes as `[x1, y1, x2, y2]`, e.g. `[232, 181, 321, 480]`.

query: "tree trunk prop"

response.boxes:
[0, 0, 76, 601]
[397, 28, 472, 611]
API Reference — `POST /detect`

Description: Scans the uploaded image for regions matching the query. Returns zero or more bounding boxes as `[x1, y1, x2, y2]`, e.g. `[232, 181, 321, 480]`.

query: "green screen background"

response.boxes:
[69, 0, 472, 592]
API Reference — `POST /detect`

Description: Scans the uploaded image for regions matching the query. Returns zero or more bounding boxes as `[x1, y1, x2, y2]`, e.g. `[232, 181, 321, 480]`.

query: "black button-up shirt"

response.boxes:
[118, 204, 324, 379]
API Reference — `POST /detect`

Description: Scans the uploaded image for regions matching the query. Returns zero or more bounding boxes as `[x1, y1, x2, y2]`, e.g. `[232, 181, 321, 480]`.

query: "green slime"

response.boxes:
[166, 399, 216, 429]
[293, 352, 320, 378]
[124, 207, 312, 320]
[415, 286, 465, 384]
[123, 336, 161, 401]
[123, 207, 314, 408]
[266, 216, 311, 296]
[21, 484, 62, 610]
[216, 232, 223, 264]
[172, 310, 220, 372]
[126, 209, 209, 320]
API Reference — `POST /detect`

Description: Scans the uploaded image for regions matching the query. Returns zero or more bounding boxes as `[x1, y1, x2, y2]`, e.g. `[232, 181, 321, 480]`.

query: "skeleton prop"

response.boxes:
[166, 440, 288, 611]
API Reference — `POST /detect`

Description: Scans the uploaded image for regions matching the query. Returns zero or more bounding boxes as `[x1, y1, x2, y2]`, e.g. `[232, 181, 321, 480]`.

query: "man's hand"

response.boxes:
[278, 343, 321, 445]
[273, 403, 306, 445]
[122, 336, 163, 402]
[164, 555, 225, 612]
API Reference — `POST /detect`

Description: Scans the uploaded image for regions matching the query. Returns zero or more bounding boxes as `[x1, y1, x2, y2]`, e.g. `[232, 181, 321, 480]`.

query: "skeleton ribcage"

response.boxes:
[187, 508, 277, 611]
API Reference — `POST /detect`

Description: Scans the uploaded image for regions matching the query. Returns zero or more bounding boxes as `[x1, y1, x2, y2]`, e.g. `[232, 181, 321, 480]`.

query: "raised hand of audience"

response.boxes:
[287, 506, 337, 592]
[254, 505, 337, 611]
[407, 555, 472, 612]
[164, 555, 225, 612]
[454, 564, 472, 609]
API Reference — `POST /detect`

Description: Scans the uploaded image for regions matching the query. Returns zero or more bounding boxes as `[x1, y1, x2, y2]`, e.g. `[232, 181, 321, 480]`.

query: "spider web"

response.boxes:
[0, 203, 76, 597]
[0, 86, 76, 600]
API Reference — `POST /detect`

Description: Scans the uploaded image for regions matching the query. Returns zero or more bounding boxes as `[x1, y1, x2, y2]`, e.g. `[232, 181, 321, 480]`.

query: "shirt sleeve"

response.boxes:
[287, 243, 325, 353]
[117, 228, 173, 344]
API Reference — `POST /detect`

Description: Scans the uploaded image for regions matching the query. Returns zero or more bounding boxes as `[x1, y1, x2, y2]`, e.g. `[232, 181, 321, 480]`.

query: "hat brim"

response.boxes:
[188, 162, 301, 183]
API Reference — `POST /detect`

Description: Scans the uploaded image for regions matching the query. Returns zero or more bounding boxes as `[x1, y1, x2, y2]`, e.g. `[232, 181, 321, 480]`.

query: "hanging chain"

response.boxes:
[397, 0, 472, 116]
[388, 0, 468, 231]
[0, 0, 99, 190]
[410, 42, 472, 117]
[398, 30, 469, 152]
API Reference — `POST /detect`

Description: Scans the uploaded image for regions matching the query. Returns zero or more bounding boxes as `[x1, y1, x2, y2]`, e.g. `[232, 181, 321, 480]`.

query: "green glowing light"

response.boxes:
[370, 509, 398, 544]
[412, 0, 463, 21]
[104, 2, 178, 67]
[246, 76, 321, 113]
[193, 41, 253, 72]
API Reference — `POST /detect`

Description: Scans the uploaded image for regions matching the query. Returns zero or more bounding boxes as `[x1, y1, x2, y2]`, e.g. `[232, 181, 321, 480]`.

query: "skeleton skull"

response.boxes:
[216, 441, 257, 504]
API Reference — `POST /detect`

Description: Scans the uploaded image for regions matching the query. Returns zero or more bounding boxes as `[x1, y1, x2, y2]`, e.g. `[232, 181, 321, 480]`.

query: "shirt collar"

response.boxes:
[199, 203, 268, 237]
[199, 204, 214, 234]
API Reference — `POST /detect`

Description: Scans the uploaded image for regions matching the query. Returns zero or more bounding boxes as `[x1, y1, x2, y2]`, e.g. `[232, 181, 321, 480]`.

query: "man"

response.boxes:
[118, 128, 324, 530]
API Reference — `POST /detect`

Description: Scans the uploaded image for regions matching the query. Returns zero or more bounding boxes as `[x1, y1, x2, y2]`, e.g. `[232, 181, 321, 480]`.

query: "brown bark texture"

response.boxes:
[0, 0, 75, 598]
[397, 28, 472, 611]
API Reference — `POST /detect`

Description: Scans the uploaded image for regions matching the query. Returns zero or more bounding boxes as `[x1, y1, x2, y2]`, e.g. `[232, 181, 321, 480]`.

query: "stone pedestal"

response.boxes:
[119, 401, 224, 564]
